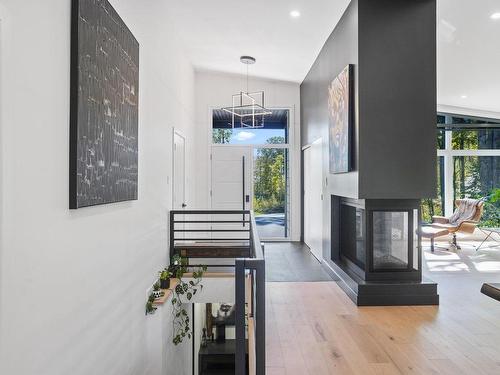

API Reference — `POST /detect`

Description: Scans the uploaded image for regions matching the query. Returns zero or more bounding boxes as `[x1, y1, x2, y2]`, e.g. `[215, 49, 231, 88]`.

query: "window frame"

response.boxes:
[437, 113, 500, 217]
[208, 106, 297, 241]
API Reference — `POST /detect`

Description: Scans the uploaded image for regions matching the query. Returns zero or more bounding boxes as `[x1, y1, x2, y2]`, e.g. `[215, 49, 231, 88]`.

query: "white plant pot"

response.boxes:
[153, 290, 163, 299]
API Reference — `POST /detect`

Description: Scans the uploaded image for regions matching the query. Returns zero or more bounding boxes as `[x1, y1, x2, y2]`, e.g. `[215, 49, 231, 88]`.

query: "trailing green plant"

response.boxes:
[145, 292, 157, 315]
[148, 293, 156, 303]
[170, 254, 207, 345]
[153, 281, 160, 291]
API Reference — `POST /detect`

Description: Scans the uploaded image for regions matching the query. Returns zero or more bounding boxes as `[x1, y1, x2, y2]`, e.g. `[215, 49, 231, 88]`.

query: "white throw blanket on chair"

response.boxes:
[448, 198, 481, 226]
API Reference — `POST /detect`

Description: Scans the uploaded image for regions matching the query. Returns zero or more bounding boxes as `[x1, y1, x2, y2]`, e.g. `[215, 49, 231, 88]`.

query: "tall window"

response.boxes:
[422, 114, 500, 228]
[212, 109, 291, 239]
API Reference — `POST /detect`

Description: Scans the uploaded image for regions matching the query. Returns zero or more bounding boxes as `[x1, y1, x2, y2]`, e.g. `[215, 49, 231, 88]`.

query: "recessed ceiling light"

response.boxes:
[461, 95, 468, 99]
[290, 10, 301, 18]
[491, 12, 500, 20]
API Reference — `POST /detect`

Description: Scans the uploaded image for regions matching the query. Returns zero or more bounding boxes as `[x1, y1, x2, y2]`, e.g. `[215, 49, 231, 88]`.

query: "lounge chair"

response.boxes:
[430, 198, 484, 250]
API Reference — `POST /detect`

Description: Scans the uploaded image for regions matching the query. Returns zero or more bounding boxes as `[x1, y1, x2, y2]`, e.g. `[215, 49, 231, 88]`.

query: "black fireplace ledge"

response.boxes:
[323, 260, 439, 306]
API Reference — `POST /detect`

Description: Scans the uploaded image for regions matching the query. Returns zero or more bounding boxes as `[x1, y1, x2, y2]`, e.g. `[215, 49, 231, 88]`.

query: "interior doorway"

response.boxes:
[303, 138, 323, 261]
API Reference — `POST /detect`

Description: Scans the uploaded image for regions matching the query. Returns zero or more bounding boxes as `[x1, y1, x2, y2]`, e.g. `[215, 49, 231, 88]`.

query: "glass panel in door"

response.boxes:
[253, 148, 288, 238]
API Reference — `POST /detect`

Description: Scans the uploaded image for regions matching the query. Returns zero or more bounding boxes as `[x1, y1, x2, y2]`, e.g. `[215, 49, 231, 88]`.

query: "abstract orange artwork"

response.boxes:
[328, 64, 353, 174]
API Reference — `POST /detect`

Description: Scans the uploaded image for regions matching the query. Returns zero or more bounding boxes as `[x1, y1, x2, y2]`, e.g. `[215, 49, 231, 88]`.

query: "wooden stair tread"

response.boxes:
[174, 241, 251, 258]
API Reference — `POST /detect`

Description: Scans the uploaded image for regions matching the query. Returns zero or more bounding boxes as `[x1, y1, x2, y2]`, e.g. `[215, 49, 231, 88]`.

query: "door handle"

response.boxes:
[246, 195, 250, 203]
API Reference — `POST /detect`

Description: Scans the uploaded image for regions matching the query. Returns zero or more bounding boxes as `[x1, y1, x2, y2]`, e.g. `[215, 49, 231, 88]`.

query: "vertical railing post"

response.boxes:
[235, 258, 246, 375]
[169, 211, 175, 260]
[254, 260, 266, 375]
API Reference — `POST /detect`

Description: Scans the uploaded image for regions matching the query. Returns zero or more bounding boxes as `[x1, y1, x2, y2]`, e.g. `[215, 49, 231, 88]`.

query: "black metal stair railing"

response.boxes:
[235, 212, 265, 375]
[169, 210, 265, 375]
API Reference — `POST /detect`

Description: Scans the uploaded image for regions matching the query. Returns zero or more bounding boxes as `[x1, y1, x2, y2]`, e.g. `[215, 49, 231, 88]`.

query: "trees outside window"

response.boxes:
[423, 114, 500, 228]
[212, 128, 233, 144]
[253, 137, 286, 215]
[453, 156, 499, 228]
[421, 156, 444, 222]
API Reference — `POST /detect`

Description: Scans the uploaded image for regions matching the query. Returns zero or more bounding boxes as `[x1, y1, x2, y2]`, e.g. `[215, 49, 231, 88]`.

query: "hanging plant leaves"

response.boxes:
[170, 256, 206, 346]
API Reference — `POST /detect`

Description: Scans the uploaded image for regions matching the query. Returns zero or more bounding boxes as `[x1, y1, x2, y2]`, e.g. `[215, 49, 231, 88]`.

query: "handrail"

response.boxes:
[249, 212, 264, 260]
[171, 209, 250, 214]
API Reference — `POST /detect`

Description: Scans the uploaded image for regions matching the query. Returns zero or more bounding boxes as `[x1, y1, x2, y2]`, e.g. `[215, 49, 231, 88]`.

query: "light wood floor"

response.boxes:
[266, 242, 500, 374]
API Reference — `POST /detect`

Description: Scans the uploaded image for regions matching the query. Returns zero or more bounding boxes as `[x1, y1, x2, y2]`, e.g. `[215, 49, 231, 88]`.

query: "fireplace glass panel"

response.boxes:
[340, 204, 365, 269]
[372, 211, 409, 270]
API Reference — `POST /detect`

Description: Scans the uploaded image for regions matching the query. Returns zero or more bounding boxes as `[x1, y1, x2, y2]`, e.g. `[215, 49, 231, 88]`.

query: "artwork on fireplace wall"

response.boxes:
[69, 0, 139, 208]
[328, 64, 353, 174]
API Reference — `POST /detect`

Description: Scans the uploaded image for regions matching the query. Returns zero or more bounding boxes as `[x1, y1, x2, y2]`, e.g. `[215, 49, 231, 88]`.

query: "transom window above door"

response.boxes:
[212, 109, 289, 145]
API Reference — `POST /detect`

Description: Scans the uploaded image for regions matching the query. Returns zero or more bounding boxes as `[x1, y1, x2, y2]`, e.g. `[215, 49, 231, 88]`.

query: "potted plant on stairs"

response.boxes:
[152, 281, 164, 299]
[159, 269, 172, 289]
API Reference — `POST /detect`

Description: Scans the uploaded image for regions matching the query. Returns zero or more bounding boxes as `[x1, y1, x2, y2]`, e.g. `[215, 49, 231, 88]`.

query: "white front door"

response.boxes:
[211, 146, 253, 238]
[211, 146, 253, 211]
[304, 138, 323, 261]
[173, 131, 186, 210]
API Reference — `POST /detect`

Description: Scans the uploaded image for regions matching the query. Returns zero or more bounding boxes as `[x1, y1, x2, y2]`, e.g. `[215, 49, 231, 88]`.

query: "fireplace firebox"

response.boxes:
[330, 196, 438, 306]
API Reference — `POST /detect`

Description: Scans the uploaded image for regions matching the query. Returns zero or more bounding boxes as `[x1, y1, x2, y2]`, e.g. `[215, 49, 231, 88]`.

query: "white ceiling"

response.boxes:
[165, 0, 500, 115]
[438, 0, 500, 115]
[164, 0, 351, 83]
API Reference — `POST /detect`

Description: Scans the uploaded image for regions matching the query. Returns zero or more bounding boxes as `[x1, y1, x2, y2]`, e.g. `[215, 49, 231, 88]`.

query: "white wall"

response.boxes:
[193, 71, 301, 240]
[0, 1, 196, 374]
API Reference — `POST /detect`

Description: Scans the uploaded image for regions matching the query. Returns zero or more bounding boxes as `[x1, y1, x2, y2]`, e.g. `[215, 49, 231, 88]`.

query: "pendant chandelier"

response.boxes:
[221, 56, 272, 128]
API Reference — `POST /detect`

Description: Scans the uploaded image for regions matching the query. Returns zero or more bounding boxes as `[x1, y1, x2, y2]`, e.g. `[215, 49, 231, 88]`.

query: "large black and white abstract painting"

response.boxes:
[70, 0, 139, 208]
